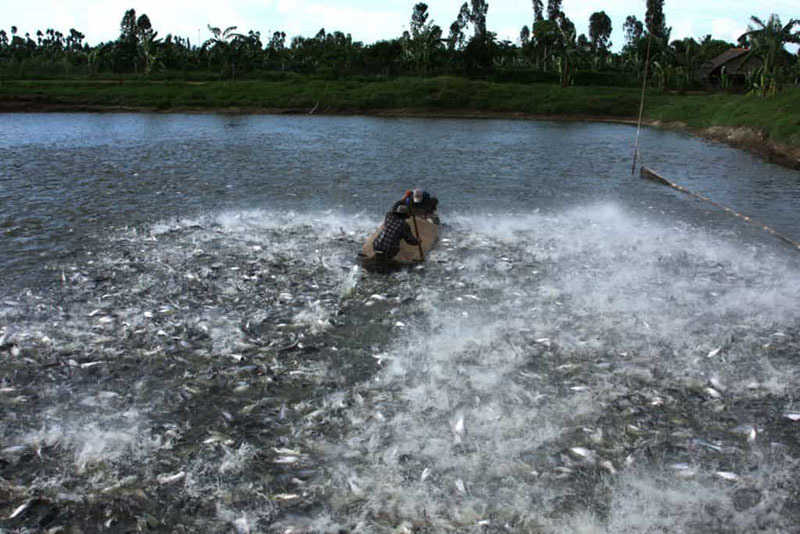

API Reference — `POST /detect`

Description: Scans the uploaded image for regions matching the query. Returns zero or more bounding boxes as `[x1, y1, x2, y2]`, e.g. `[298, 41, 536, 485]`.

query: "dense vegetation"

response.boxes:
[1, 1, 797, 94]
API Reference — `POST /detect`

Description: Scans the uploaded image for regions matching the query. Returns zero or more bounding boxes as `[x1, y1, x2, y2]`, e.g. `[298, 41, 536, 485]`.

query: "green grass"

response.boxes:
[641, 89, 800, 146]
[2, 77, 799, 147]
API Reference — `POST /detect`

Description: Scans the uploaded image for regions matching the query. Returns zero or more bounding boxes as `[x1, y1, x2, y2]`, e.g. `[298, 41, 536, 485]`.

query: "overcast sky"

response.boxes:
[1, 1, 797, 51]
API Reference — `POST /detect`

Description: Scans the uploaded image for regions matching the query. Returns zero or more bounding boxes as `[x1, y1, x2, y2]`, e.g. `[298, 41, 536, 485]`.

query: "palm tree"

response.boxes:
[740, 14, 800, 96]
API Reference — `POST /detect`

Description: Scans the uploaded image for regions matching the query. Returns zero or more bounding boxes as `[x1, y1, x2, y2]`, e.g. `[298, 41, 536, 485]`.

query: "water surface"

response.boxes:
[1, 113, 800, 533]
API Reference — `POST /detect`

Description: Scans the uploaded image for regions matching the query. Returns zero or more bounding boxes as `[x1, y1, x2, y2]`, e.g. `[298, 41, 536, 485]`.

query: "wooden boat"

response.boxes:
[359, 211, 439, 270]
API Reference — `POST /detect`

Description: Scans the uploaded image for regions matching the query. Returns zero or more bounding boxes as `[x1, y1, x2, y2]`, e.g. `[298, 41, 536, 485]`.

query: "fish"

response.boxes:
[8, 499, 32, 520]
[730, 424, 757, 442]
[273, 447, 301, 455]
[707, 347, 722, 358]
[626, 424, 646, 437]
[157, 471, 186, 485]
[203, 432, 234, 445]
[783, 413, 800, 422]
[709, 377, 726, 391]
[569, 447, 594, 461]
[421, 467, 431, 481]
[715, 471, 739, 481]
[273, 494, 300, 501]
[553, 466, 573, 479]
[452, 413, 465, 443]
[671, 463, 697, 477]
[273, 456, 300, 464]
[599, 460, 616, 474]
[692, 438, 723, 452]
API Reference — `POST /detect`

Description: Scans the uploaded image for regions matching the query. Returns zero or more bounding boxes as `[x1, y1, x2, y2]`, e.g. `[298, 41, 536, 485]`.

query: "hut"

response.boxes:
[696, 48, 762, 90]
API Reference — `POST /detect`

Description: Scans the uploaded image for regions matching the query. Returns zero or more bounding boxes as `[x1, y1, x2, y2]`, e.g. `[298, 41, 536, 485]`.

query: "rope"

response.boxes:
[640, 167, 800, 251]
[631, 32, 653, 176]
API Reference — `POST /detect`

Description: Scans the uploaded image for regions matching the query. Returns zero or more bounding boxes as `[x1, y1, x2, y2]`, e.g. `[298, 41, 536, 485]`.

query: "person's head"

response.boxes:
[395, 204, 410, 217]
[412, 189, 423, 204]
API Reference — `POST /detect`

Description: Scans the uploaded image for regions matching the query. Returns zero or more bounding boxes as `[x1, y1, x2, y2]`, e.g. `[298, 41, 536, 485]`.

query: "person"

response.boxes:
[392, 188, 439, 215]
[372, 204, 420, 259]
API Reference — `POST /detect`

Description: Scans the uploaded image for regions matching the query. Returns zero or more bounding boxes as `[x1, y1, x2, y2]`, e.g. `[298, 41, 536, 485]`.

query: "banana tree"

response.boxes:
[556, 25, 577, 87]
[740, 14, 800, 96]
[140, 33, 164, 76]
[204, 25, 244, 80]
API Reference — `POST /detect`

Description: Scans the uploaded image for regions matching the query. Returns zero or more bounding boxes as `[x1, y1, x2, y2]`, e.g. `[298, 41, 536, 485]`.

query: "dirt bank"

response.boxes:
[648, 120, 800, 171]
[700, 125, 800, 170]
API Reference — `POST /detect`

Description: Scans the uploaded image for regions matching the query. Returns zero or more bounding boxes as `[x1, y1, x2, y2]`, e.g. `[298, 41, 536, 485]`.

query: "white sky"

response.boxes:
[1, 1, 797, 52]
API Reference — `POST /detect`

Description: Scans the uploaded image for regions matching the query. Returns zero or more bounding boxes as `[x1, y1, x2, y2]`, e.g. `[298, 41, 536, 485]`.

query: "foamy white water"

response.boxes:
[279, 204, 800, 533]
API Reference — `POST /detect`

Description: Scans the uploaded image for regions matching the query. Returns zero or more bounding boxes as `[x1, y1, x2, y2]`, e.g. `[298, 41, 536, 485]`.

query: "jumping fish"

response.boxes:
[203, 432, 234, 445]
[671, 463, 697, 477]
[730, 424, 757, 442]
[157, 471, 186, 485]
[692, 438, 723, 452]
[272, 456, 299, 464]
[569, 447, 594, 460]
[273, 494, 300, 501]
[273, 447, 301, 455]
[452, 413, 465, 444]
[783, 413, 800, 422]
[599, 460, 616, 474]
[7, 499, 32, 520]
[709, 377, 726, 392]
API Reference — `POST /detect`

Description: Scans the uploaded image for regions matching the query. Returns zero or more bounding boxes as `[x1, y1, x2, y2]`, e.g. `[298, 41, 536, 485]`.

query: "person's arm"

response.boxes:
[403, 221, 420, 246]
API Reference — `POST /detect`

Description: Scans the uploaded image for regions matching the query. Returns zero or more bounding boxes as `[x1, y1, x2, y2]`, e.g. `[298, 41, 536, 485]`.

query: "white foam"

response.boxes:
[309, 202, 800, 529]
[22, 409, 161, 474]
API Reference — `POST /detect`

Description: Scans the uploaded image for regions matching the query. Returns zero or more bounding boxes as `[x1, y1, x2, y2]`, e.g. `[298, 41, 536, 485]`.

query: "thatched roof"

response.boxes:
[697, 48, 762, 81]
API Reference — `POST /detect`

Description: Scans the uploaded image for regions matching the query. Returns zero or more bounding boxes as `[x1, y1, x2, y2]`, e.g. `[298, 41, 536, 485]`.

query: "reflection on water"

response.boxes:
[1, 114, 800, 532]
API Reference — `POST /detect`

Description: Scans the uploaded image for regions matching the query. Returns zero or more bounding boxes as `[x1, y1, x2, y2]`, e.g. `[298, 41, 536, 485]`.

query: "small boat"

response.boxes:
[359, 211, 439, 271]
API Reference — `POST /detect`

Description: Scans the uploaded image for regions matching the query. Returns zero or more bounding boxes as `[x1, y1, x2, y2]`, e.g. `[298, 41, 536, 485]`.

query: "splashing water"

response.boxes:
[2, 201, 800, 532]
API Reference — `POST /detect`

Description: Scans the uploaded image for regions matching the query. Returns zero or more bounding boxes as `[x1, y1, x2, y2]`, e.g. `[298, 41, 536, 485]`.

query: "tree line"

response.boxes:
[1, 1, 798, 95]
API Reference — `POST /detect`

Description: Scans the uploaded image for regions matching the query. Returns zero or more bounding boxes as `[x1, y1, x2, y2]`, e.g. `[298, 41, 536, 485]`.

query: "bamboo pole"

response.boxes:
[409, 206, 425, 262]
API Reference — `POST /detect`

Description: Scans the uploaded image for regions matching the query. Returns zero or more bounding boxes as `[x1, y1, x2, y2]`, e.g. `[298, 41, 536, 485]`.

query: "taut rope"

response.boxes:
[640, 167, 800, 251]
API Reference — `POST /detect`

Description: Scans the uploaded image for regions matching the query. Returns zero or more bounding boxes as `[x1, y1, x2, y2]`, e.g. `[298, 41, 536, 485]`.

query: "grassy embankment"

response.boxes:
[1, 77, 799, 159]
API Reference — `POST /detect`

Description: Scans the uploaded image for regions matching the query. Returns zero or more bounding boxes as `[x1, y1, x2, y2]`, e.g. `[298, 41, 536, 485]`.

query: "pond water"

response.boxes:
[1, 113, 800, 533]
